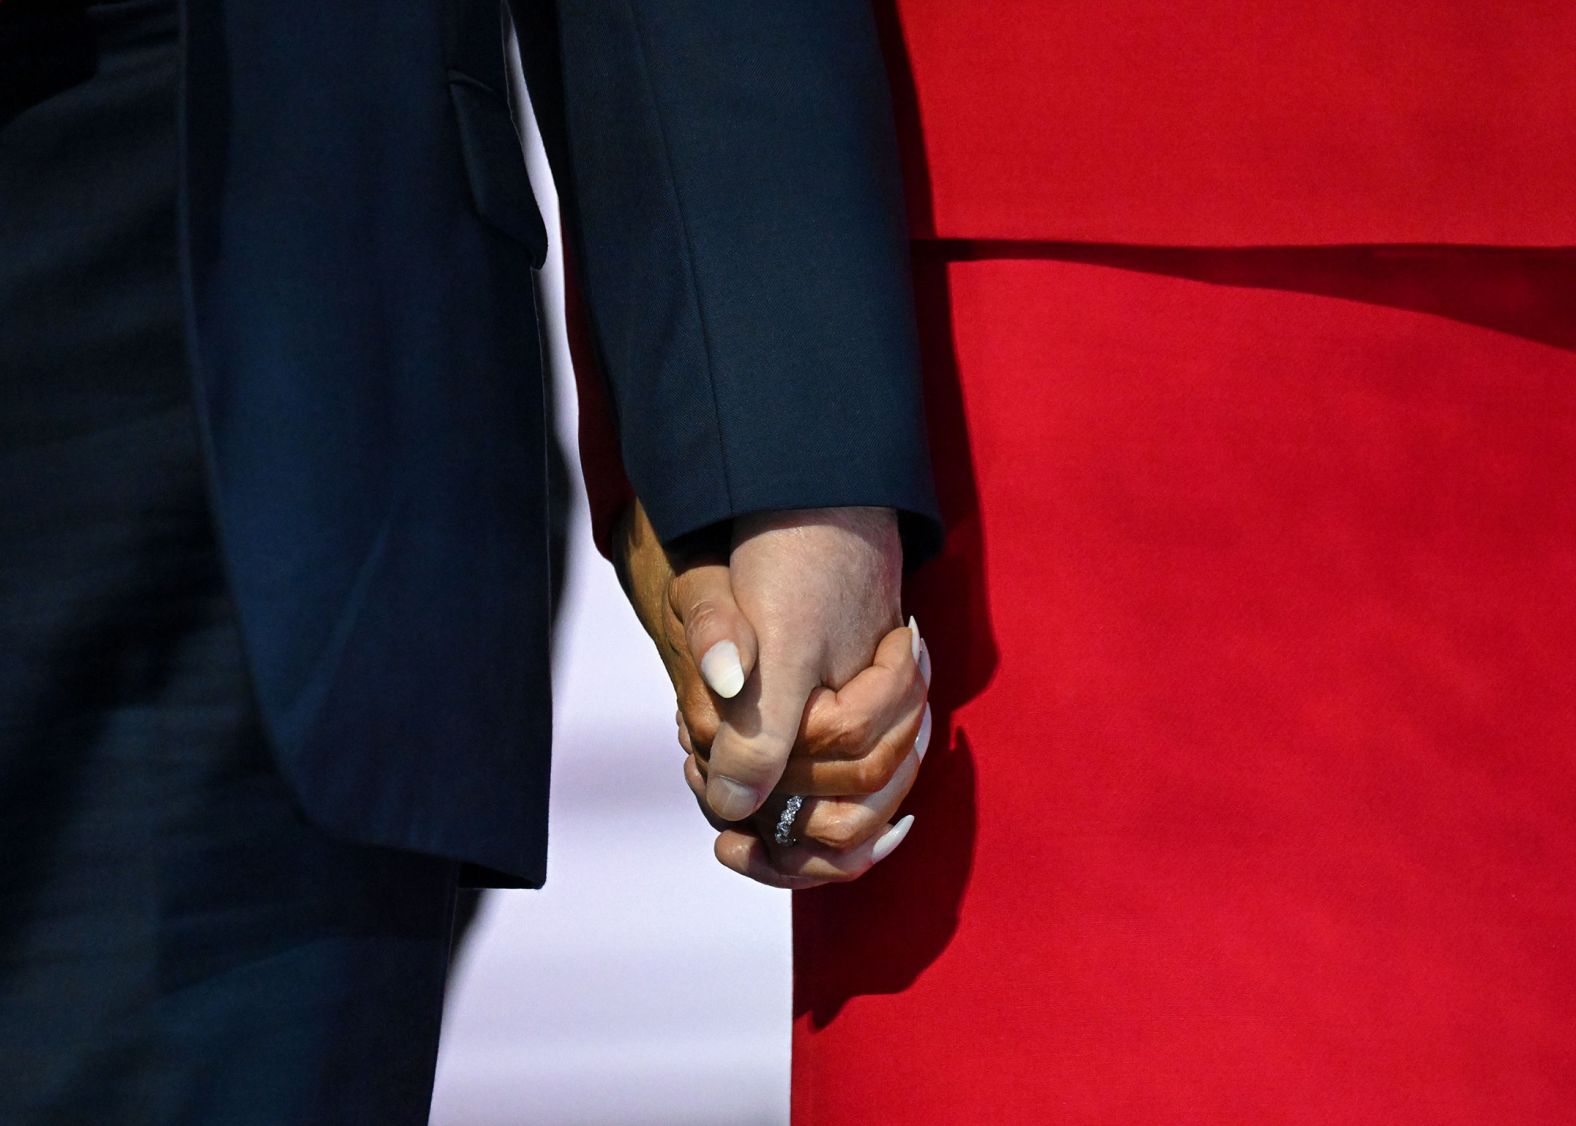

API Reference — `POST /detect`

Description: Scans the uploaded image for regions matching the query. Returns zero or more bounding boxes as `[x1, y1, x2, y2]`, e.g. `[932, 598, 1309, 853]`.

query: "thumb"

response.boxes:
[669, 562, 759, 700]
[704, 650, 819, 822]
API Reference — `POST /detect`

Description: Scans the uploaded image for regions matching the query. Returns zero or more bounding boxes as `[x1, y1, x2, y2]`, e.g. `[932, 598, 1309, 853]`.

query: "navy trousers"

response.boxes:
[0, 3, 460, 1122]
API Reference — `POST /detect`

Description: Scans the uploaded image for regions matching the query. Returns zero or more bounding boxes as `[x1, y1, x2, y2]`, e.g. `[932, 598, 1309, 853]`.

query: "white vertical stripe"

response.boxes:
[430, 13, 791, 1125]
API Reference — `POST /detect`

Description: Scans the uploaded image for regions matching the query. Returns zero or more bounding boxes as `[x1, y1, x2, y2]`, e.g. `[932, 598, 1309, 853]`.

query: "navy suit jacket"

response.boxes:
[179, 0, 937, 886]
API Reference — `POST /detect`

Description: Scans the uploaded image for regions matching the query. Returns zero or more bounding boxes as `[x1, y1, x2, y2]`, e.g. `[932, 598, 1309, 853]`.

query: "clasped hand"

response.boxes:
[615, 502, 932, 888]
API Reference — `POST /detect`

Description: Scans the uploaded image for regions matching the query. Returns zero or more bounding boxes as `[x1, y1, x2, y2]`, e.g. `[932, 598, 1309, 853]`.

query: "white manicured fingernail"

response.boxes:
[908, 615, 921, 662]
[700, 641, 746, 698]
[872, 814, 916, 863]
[919, 640, 932, 688]
[915, 704, 933, 760]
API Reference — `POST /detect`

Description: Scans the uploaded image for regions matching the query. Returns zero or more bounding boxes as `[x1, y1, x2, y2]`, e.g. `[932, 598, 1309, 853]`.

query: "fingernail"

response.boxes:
[872, 814, 916, 863]
[700, 641, 746, 699]
[908, 615, 921, 663]
[708, 776, 758, 821]
[918, 640, 932, 688]
[915, 704, 933, 760]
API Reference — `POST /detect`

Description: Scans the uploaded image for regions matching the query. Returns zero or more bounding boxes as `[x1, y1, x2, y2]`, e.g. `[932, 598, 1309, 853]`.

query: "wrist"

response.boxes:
[732, 506, 899, 554]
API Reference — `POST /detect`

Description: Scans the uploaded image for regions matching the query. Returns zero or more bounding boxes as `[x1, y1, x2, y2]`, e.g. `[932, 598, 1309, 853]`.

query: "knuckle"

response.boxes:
[683, 598, 724, 641]
[849, 757, 884, 794]
[688, 712, 720, 751]
[665, 572, 685, 610]
[714, 738, 783, 783]
[830, 710, 872, 755]
[851, 748, 900, 793]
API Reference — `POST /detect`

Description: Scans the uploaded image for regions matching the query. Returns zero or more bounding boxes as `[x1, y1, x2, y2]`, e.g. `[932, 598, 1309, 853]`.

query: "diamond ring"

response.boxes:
[773, 794, 805, 847]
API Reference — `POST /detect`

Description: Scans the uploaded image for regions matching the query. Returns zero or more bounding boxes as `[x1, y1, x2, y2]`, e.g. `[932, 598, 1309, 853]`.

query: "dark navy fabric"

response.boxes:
[513, 1, 940, 552]
[175, 0, 938, 884]
[1, 3, 459, 1120]
[179, 0, 557, 885]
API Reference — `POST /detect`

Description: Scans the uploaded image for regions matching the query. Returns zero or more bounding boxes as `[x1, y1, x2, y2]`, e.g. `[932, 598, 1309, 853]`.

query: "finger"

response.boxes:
[777, 696, 932, 797]
[676, 679, 721, 759]
[714, 815, 917, 887]
[669, 563, 758, 700]
[767, 621, 928, 797]
[684, 753, 736, 833]
[789, 740, 924, 852]
[712, 829, 831, 889]
[792, 623, 927, 763]
[705, 648, 820, 821]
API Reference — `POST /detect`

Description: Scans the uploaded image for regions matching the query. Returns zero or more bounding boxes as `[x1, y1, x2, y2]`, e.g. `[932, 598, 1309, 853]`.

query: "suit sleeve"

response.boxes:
[512, 0, 941, 559]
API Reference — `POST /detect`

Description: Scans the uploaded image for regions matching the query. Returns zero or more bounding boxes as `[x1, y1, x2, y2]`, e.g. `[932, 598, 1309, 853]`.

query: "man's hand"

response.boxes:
[614, 500, 932, 886]
[706, 506, 903, 818]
